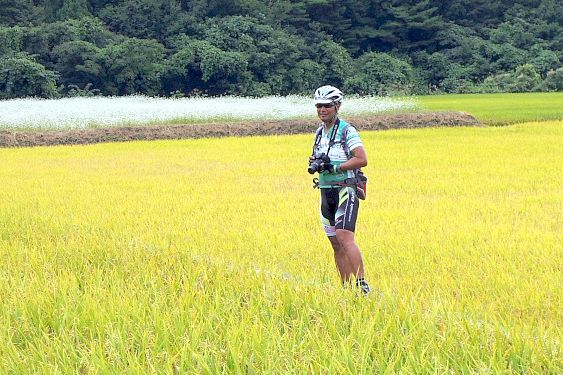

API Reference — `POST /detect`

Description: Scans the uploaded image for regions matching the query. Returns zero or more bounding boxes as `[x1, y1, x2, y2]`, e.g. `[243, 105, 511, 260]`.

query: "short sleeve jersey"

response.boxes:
[313, 119, 363, 188]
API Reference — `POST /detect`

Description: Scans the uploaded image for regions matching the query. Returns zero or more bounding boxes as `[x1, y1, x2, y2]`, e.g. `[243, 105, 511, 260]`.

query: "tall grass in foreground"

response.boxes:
[0, 122, 561, 373]
[0, 95, 416, 131]
[417, 92, 563, 125]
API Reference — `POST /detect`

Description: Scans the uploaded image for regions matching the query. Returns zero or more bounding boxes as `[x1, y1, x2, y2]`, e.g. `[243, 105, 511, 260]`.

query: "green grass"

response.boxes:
[416, 92, 563, 125]
[0, 121, 561, 373]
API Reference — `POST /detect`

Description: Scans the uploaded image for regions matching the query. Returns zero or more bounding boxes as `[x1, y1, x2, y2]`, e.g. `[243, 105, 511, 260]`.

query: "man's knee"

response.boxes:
[335, 229, 355, 247]
[328, 236, 343, 252]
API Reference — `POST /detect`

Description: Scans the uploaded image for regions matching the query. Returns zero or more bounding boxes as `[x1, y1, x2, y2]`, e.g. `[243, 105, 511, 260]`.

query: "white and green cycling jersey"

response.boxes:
[313, 119, 363, 188]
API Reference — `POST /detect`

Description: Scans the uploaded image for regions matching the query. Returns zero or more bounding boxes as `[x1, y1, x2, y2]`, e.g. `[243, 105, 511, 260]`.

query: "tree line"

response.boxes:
[0, 0, 561, 99]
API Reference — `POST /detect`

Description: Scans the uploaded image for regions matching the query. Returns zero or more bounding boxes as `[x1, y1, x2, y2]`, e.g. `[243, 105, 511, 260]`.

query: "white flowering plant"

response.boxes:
[0, 95, 418, 131]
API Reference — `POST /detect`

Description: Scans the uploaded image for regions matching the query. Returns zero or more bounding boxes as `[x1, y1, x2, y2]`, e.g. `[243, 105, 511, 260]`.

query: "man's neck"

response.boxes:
[323, 117, 339, 131]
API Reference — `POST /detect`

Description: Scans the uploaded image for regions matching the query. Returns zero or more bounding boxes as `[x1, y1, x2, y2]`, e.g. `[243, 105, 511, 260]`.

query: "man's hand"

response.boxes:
[320, 162, 335, 173]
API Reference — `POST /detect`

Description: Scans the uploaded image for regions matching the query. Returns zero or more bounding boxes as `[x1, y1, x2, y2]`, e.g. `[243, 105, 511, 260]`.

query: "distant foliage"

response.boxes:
[0, 53, 58, 99]
[544, 67, 563, 91]
[344, 52, 416, 96]
[0, 0, 561, 98]
[480, 64, 545, 93]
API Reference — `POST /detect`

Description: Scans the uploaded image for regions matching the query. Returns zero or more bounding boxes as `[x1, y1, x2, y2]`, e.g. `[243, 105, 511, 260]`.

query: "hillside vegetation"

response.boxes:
[1, 0, 561, 98]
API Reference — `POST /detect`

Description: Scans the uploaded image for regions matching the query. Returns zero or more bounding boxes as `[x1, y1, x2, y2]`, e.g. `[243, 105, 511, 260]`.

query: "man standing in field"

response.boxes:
[308, 85, 371, 295]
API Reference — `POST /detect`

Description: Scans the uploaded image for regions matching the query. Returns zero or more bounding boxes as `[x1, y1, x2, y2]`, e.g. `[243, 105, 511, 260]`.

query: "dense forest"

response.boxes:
[0, 0, 561, 98]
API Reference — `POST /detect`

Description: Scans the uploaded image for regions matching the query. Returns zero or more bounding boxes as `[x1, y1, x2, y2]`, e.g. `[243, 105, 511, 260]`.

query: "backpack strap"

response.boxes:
[339, 122, 364, 177]
[339, 122, 351, 159]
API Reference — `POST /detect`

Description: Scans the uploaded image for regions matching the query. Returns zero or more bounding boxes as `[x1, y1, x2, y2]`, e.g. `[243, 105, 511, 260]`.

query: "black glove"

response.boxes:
[320, 162, 335, 173]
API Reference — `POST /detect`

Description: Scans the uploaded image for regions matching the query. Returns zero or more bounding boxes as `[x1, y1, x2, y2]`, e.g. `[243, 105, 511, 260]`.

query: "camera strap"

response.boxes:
[311, 120, 341, 190]
[312, 119, 341, 157]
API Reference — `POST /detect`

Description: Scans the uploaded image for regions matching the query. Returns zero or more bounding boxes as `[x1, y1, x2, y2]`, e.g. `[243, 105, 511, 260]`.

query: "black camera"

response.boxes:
[308, 153, 331, 174]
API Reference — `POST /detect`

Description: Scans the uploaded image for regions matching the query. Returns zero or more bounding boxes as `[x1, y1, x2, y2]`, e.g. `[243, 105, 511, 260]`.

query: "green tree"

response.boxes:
[98, 38, 166, 95]
[21, 17, 117, 71]
[0, 53, 58, 98]
[440, 63, 479, 93]
[51, 40, 102, 91]
[41, 0, 65, 22]
[66, 16, 116, 47]
[162, 39, 199, 95]
[412, 51, 450, 91]
[384, 0, 444, 51]
[480, 73, 514, 93]
[491, 44, 527, 72]
[479, 64, 544, 93]
[0, 0, 35, 26]
[344, 52, 415, 95]
[163, 38, 251, 96]
[490, 18, 538, 50]
[433, 0, 507, 27]
[87, 0, 115, 13]
[2, 0, 561, 97]
[99, 0, 190, 40]
[529, 47, 560, 76]
[0, 26, 24, 55]
[200, 48, 249, 94]
[316, 40, 353, 88]
[544, 67, 563, 91]
[511, 63, 542, 92]
[57, 0, 91, 20]
[287, 59, 324, 94]
[194, 16, 311, 95]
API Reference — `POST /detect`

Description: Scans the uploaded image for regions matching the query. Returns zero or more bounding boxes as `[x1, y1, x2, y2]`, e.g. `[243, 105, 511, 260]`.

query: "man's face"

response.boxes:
[316, 102, 339, 123]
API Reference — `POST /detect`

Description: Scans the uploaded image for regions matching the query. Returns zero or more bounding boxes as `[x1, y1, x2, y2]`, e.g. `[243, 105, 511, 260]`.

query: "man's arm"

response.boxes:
[338, 146, 367, 171]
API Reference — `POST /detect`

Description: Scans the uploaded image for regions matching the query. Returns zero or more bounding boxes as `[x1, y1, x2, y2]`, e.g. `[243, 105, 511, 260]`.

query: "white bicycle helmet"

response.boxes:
[314, 85, 343, 105]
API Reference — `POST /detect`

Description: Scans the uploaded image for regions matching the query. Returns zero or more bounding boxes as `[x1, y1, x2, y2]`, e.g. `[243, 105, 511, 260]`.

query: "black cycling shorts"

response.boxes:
[319, 186, 359, 236]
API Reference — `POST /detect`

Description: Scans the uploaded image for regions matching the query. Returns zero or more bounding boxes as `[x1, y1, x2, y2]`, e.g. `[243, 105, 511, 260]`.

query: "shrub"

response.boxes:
[511, 64, 542, 92]
[543, 67, 563, 91]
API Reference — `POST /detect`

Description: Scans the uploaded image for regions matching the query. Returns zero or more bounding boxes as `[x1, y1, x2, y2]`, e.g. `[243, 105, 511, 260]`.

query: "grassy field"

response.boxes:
[0, 117, 561, 372]
[417, 92, 563, 125]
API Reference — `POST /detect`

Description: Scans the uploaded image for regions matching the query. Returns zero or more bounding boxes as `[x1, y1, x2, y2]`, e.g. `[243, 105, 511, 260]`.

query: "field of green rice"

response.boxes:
[417, 92, 563, 125]
[0, 93, 561, 373]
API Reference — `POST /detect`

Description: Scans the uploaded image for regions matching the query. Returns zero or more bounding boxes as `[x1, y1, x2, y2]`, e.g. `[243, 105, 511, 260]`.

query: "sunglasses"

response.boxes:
[315, 103, 335, 108]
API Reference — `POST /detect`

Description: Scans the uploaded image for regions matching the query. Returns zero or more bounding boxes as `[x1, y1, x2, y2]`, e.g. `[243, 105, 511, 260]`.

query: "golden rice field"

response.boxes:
[0, 121, 561, 373]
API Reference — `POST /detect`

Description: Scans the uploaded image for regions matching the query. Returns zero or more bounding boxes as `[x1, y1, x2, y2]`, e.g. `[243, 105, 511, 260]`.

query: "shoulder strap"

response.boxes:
[326, 120, 340, 156]
[311, 126, 323, 156]
[339, 121, 353, 159]
[312, 120, 341, 156]
[313, 126, 323, 146]
[340, 122, 363, 176]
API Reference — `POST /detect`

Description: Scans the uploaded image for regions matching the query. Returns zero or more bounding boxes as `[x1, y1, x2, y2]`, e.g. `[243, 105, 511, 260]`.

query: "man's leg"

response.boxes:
[328, 235, 353, 283]
[335, 229, 370, 294]
[335, 229, 364, 279]
[321, 187, 369, 291]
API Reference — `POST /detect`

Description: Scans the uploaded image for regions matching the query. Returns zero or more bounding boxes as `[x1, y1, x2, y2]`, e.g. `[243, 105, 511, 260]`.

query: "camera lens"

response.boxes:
[308, 163, 317, 174]
[308, 159, 320, 174]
